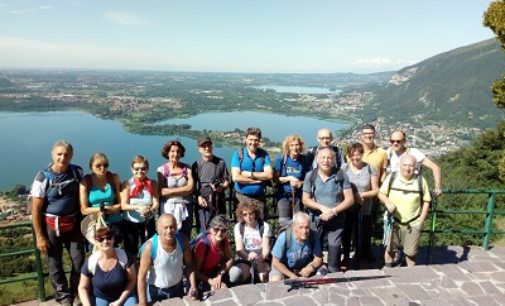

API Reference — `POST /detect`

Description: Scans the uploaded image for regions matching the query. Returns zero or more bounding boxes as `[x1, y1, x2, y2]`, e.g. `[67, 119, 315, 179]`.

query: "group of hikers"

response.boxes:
[30, 124, 442, 306]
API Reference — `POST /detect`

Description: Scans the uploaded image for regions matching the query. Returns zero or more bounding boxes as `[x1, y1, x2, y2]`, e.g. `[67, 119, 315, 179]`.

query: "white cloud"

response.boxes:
[103, 11, 150, 26]
[355, 57, 416, 69]
[0, 4, 52, 15]
[0, 36, 178, 70]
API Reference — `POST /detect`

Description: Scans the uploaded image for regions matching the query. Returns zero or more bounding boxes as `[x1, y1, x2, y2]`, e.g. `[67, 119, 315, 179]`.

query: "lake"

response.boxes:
[251, 85, 340, 95]
[0, 111, 349, 191]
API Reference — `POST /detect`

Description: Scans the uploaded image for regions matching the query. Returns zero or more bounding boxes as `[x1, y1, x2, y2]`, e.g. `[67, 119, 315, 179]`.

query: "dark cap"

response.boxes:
[197, 135, 212, 146]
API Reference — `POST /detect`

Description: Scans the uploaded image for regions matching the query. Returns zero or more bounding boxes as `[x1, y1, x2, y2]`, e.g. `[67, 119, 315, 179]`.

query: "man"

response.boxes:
[270, 212, 323, 281]
[231, 127, 273, 213]
[357, 123, 388, 262]
[387, 130, 442, 196]
[378, 154, 431, 267]
[359, 124, 388, 182]
[305, 128, 344, 172]
[192, 135, 230, 232]
[137, 214, 197, 305]
[31, 140, 84, 306]
[302, 147, 354, 272]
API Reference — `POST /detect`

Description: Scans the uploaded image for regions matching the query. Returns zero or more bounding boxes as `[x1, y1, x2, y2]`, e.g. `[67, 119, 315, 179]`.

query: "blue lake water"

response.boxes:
[251, 85, 339, 94]
[0, 111, 349, 191]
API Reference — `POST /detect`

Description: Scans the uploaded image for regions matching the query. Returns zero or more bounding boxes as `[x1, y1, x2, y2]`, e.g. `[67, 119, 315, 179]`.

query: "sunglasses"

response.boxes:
[96, 235, 113, 242]
[390, 139, 404, 144]
[213, 227, 228, 234]
[94, 163, 109, 168]
[133, 167, 147, 171]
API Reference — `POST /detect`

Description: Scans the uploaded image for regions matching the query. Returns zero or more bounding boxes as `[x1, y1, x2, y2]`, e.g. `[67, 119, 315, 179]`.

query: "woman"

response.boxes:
[230, 201, 271, 284]
[121, 155, 159, 260]
[78, 227, 137, 306]
[341, 142, 379, 270]
[80, 153, 123, 245]
[157, 140, 194, 239]
[273, 135, 307, 226]
[194, 215, 233, 292]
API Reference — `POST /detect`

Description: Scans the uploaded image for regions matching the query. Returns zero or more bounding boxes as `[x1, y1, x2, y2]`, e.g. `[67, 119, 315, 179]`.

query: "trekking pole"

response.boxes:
[250, 258, 257, 284]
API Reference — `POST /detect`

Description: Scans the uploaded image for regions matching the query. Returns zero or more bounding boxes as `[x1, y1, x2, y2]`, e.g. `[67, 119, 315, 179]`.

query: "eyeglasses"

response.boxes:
[94, 163, 109, 168]
[213, 227, 228, 234]
[133, 167, 147, 171]
[390, 139, 404, 144]
[242, 212, 254, 217]
[96, 235, 113, 242]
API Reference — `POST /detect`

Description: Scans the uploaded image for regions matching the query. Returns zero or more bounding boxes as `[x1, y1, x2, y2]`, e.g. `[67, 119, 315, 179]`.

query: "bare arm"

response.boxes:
[302, 191, 332, 214]
[107, 173, 123, 214]
[159, 169, 195, 197]
[77, 274, 92, 306]
[182, 237, 197, 297]
[272, 257, 298, 279]
[32, 196, 49, 254]
[231, 167, 261, 185]
[260, 235, 271, 261]
[80, 182, 100, 216]
[422, 157, 442, 196]
[113, 265, 136, 306]
[419, 201, 431, 225]
[299, 255, 323, 278]
[137, 241, 152, 306]
[361, 174, 379, 199]
[378, 192, 396, 214]
[234, 230, 248, 260]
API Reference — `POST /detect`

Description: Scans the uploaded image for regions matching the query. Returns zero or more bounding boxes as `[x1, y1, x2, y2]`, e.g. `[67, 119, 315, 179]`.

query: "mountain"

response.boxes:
[359, 39, 505, 128]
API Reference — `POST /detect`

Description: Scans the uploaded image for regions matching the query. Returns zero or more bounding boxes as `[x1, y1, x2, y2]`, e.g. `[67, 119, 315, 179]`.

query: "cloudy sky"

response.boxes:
[0, 0, 496, 73]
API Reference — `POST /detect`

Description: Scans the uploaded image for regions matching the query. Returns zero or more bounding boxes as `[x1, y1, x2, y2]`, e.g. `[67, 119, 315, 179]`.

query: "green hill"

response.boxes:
[360, 39, 505, 128]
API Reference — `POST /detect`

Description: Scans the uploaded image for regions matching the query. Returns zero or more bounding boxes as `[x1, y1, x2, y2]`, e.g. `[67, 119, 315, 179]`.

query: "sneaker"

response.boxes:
[316, 264, 328, 276]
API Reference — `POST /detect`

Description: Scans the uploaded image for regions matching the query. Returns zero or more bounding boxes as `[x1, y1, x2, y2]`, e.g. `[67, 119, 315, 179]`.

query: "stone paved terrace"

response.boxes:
[15, 246, 505, 306]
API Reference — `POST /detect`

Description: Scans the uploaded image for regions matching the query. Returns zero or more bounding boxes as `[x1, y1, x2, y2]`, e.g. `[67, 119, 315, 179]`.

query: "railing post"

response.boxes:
[482, 192, 496, 250]
[426, 194, 437, 265]
[32, 225, 46, 302]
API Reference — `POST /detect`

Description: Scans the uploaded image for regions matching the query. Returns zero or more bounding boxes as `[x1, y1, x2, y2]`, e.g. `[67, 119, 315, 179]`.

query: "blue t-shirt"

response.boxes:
[81, 256, 133, 302]
[271, 230, 322, 270]
[274, 155, 306, 198]
[230, 148, 271, 196]
[302, 168, 351, 208]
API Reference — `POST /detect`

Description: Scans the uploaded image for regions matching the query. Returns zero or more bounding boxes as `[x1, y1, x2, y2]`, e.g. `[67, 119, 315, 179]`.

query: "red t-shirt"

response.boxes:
[194, 234, 230, 277]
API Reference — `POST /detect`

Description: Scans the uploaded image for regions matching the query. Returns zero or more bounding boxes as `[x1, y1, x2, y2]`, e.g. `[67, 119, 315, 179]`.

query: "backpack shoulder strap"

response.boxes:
[162, 163, 170, 178]
[115, 248, 129, 269]
[258, 219, 265, 237]
[175, 232, 185, 253]
[284, 227, 293, 250]
[386, 171, 397, 196]
[417, 174, 424, 207]
[238, 147, 244, 168]
[280, 155, 288, 176]
[87, 251, 102, 275]
[150, 233, 159, 261]
[239, 222, 245, 237]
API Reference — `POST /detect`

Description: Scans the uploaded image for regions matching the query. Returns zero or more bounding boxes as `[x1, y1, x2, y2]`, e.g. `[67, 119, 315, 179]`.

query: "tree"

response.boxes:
[483, 0, 505, 180]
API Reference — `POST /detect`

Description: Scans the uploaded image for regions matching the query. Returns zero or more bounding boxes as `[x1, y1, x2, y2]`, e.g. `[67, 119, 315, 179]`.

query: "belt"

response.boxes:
[150, 280, 182, 292]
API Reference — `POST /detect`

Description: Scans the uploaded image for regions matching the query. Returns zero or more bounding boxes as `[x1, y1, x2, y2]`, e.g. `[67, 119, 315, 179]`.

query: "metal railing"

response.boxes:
[2, 188, 504, 303]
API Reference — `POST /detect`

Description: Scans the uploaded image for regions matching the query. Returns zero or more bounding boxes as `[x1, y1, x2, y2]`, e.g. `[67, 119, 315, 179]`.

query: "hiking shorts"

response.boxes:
[387, 219, 422, 257]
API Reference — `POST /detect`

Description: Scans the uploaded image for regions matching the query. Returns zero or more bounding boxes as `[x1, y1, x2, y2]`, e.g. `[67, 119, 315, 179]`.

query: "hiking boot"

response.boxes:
[316, 264, 328, 276]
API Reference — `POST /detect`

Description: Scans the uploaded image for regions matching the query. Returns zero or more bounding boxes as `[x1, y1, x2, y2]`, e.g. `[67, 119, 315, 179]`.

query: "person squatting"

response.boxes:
[31, 125, 441, 305]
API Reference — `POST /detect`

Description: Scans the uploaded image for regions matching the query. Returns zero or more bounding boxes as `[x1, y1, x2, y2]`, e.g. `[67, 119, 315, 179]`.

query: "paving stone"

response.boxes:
[468, 296, 499, 306]
[490, 293, 505, 305]
[480, 281, 503, 295]
[369, 287, 411, 305]
[396, 284, 430, 301]
[207, 288, 233, 302]
[210, 300, 239, 306]
[231, 284, 263, 305]
[250, 301, 283, 306]
[460, 282, 485, 297]
[264, 282, 298, 300]
[159, 297, 186, 306]
[432, 265, 471, 282]
[282, 295, 318, 306]
[491, 272, 505, 282]
[310, 285, 329, 304]
[346, 297, 360, 306]
[358, 296, 384, 306]
[182, 296, 204, 306]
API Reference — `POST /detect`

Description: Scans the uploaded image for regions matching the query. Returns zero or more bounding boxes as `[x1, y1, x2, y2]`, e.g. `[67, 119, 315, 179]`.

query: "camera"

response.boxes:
[210, 177, 223, 189]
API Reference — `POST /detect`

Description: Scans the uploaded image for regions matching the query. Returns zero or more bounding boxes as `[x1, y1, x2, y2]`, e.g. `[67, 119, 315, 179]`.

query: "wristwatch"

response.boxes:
[219, 270, 226, 276]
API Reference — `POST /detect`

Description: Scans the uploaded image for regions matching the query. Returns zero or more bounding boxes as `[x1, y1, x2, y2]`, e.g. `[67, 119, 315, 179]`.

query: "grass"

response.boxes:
[0, 279, 54, 306]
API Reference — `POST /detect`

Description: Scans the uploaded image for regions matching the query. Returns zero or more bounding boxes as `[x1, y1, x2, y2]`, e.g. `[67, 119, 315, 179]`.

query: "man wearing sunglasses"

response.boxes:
[386, 130, 442, 197]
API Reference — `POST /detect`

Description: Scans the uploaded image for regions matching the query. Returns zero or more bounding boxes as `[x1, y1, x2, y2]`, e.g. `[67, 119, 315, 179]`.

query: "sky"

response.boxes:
[0, 0, 497, 74]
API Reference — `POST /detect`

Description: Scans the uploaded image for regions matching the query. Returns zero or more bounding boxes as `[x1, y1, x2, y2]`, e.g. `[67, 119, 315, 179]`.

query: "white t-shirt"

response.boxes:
[386, 147, 426, 173]
[233, 221, 272, 254]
